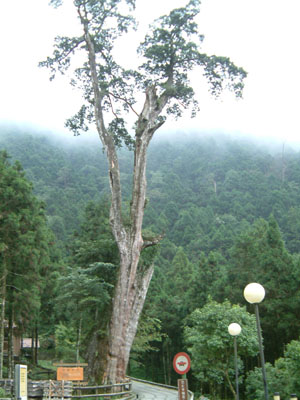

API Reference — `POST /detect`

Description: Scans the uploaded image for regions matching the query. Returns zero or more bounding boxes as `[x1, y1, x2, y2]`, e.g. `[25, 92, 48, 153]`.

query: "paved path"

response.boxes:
[132, 380, 178, 400]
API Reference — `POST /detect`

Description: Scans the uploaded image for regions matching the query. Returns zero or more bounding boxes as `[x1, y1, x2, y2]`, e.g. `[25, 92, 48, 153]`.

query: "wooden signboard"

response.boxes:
[178, 379, 188, 400]
[57, 367, 84, 381]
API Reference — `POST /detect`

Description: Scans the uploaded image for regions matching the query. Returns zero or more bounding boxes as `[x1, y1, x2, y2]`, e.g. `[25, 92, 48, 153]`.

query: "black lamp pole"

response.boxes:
[233, 336, 239, 400]
[254, 303, 268, 400]
[244, 283, 269, 400]
[228, 323, 241, 400]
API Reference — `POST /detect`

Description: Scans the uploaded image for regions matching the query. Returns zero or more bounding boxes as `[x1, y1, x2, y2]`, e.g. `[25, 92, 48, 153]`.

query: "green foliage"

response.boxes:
[138, 0, 246, 117]
[107, 118, 135, 150]
[70, 199, 119, 266]
[129, 314, 165, 379]
[131, 316, 164, 360]
[146, 247, 196, 350]
[54, 322, 77, 361]
[0, 387, 9, 398]
[188, 251, 228, 310]
[0, 130, 111, 247]
[0, 150, 52, 329]
[55, 199, 118, 360]
[246, 337, 300, 400]
[227, 216, 300, 361]
[245, 362, 282, 400]
[56, 264, 114, 318]
[184, 299, 258, 397]
[40, 0, 138, 143]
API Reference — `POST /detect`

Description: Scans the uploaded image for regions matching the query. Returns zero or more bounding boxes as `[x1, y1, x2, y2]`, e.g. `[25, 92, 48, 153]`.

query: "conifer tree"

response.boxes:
[56, 200, 117, 366]
[0, 152, 51, 376]
[228, 216, 300, 360]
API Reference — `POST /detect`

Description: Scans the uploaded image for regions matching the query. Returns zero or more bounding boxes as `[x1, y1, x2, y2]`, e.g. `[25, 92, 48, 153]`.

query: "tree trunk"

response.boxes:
[162, 345, 167, 385]
[101, 91, 167, 383]
[224, 367, 236, 399]
[76, 317, 82, 363]
[83, 25, 169, 384]
[31, 329, 35, 364]
[35, 325, 38, 365]
[86, 330, 110, 383]
[0, 268, 7, 378]
[8, 305, 14, 379]
[104, 263, 153, 383]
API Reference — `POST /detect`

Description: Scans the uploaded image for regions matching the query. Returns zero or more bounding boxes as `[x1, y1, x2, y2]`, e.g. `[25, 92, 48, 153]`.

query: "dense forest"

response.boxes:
[2, 124, 300, 399]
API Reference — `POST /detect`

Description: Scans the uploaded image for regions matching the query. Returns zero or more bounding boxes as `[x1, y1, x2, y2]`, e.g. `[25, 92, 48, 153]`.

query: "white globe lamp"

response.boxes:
[244, 282, 265, 304]
[228, 323, 242, 336]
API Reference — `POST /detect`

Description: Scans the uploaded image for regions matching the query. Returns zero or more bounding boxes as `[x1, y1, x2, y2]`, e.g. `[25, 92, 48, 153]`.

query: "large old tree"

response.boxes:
[41, 0, 246, 383]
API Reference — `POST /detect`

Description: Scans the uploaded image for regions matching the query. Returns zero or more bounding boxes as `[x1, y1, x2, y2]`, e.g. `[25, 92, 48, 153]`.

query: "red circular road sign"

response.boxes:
[173, 352, 191, 375]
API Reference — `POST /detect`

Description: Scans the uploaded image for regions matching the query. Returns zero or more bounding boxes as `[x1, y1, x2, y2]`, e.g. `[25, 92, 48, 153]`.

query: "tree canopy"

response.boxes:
[184, 299, 258, 398]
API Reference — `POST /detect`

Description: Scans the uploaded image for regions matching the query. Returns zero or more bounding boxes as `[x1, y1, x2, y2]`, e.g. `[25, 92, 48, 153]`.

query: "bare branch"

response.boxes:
[107, 91, 139, 116]
[107, 95, 118, 119]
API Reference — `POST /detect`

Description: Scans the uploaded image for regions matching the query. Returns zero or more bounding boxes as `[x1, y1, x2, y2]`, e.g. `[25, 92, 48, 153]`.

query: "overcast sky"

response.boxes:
[1, 0, 300, 144]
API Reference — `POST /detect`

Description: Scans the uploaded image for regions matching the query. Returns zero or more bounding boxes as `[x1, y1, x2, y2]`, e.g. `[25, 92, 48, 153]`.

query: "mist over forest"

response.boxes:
[3, 120, 299, 151]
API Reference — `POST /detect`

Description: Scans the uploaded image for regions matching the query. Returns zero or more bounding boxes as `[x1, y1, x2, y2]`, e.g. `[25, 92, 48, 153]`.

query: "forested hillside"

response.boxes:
[2, 125, 300, 398]
[2, 126, 299, 254]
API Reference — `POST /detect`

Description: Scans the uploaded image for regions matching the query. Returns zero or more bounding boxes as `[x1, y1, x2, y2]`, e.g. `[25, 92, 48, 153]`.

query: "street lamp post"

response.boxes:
[228, 323, 242, 400]
[244, 282, 268, 400]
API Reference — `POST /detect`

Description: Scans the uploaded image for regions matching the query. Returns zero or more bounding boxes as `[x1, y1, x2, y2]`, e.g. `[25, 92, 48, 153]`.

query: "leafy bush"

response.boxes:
[246, 339, 300, 400]
[54, 322, 77, 361]
[0, 387, 10, 398]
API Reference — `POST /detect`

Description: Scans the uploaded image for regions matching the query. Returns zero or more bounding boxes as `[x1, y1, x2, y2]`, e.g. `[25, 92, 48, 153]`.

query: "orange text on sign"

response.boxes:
[57, 367, 84, 381]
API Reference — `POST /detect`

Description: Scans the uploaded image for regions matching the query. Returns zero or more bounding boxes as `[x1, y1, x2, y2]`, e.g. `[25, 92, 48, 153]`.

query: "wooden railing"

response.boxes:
[0, 379, 135, 400]
[72, 382, 135, 399]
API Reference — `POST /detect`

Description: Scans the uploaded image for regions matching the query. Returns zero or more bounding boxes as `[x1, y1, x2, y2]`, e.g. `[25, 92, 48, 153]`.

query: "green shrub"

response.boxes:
[0, 387, 10, 398]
